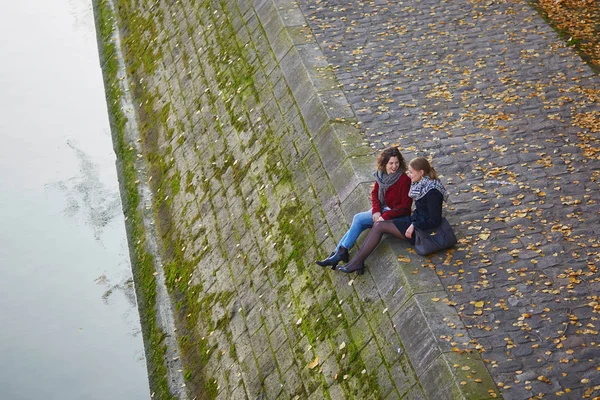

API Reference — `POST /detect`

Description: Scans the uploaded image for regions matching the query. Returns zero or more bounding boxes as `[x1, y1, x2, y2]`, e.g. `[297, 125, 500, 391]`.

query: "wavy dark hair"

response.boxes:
[376, 147, 407, 173]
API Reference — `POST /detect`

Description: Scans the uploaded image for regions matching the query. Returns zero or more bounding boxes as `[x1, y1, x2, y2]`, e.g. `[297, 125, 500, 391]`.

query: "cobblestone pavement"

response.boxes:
[298, 0, 600, 398]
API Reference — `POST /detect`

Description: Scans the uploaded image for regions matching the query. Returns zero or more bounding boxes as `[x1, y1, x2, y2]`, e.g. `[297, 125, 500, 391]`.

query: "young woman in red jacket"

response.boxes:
[337, 157, 448, 275]
[315, 147, 412, 269]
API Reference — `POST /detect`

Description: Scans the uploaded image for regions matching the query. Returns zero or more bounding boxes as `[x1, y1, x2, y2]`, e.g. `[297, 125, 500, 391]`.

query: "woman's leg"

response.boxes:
[316, 210, 372, 268]
[337, 210, 374, 251]
[337, 221, 406, 274]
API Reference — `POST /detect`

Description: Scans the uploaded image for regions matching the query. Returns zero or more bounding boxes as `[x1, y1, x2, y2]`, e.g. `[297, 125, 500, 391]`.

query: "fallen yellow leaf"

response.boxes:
[307, 356, 319, 370]
[538, 375, 551, 384]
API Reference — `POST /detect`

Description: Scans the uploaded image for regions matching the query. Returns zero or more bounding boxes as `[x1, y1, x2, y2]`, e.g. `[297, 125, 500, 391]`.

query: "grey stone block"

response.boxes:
[279, 48, 315, 110]
[418, 356, 463, 400]
[318, 90, 355, 120]
[392, 298, 441, 376]
[339, 182, 372, 221]
[280, 8, 306, 27]
[329, 120, 372, 158]
[300, 93, 329, 138]
[259, 4, 285, 47]
[421, 351, 499, 400]
[296, 43, 329, 69]
[312, 123, 349, 174]
[269, 26, 293, 63]
[412, 292, 471, 353]
[399, 384, 427, 399]
[286, 26, 316, 45]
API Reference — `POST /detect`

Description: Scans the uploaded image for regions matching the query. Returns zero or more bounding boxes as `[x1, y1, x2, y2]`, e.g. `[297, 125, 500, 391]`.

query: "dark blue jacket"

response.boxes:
[411, 189, 443, 230]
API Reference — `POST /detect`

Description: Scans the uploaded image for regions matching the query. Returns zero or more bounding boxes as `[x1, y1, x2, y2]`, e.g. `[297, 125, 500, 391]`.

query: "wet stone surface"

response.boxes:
[298, 0, 600, 398]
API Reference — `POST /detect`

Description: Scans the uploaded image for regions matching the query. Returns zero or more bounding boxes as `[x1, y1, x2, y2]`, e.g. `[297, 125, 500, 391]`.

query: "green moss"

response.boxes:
[185, 170, 196, 194]
[300, 303, 330, 342]
[93, 1, 174, 398]
[159, 102, 171, 125]
[118, 4, 162, 76]
[204, 377, 219, 399]
[184, 370, 193, 381]
[170, 169, 181, 197]
[274, 200, 318, 279]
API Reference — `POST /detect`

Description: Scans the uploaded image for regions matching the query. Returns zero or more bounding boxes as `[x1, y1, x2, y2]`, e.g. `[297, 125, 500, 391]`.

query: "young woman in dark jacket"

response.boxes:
[315, 147, 412, 269]
[337, 157, 448, 275]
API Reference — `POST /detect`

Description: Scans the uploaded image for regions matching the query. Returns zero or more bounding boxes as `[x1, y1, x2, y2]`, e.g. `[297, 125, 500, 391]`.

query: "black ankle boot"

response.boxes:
[316, 247, 349, 269]
[337, 259, 365, 275]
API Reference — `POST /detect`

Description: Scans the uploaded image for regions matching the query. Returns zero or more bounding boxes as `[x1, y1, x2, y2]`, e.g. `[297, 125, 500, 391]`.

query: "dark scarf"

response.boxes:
[408, 176, 449, 202]
[374, 170, 402, 208]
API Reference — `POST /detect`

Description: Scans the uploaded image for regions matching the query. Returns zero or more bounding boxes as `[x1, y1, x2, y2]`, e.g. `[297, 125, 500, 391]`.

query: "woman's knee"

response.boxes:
[373, 220, 396, 233]
[352, 211, 371, 225]
[372, 220, 387, 232]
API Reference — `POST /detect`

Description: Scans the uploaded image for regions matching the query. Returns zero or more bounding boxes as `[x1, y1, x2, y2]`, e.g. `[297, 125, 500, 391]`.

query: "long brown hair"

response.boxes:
[409, 157, 438, 179]
[376, 147, 407, 173]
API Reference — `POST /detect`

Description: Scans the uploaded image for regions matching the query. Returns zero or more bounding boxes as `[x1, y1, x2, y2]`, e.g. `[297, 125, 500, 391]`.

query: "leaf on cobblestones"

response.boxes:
[397, 255, 411, 263]
[513, 210, 528, 218]
[432, 297, 441, 302]
[537, 375, 551, 384]
[307, 356, 319, 370]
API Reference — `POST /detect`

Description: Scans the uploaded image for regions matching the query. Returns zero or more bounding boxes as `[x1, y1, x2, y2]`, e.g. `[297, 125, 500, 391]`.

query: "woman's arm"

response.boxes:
[411, 190, 443, 230]
[371, 182, 382, 215]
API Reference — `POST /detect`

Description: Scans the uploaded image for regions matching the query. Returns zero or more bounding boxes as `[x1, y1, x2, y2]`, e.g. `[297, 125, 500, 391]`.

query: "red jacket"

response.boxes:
[371, 173, 412, 220]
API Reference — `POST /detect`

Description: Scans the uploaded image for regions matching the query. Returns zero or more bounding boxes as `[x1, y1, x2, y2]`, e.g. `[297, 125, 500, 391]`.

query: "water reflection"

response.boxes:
[0, 0, 149, 399]
[46, 140, 122, 241]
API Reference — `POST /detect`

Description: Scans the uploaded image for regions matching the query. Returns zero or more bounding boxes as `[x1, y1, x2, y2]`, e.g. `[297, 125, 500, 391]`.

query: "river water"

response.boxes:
[0, 1, 150, 399]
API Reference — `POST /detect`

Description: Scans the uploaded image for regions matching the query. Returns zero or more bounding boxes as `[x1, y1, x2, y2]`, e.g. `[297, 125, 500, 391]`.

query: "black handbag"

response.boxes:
[414, 218, 457, 256]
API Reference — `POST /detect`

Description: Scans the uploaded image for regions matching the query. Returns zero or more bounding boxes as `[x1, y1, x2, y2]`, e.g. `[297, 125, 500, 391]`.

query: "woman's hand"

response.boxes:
[372, 212, 381, 223]
[405, 224, 415, 239]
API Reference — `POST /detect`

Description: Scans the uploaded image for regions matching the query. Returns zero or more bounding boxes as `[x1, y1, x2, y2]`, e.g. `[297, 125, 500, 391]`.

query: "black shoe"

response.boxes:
[337, 260, 365, 275]
[316, 247, 349, 269]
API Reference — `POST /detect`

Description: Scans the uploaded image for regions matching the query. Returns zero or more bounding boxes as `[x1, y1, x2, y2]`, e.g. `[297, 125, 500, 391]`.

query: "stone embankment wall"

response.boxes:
[94, 0, 499, 398]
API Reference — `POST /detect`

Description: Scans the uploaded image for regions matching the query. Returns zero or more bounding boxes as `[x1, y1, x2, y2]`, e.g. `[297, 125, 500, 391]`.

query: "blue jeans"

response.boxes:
[337, 210, 374, 250]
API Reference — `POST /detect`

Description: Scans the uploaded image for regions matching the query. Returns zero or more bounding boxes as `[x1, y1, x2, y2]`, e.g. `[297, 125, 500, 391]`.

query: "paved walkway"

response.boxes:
[298, 0, 600, 398]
